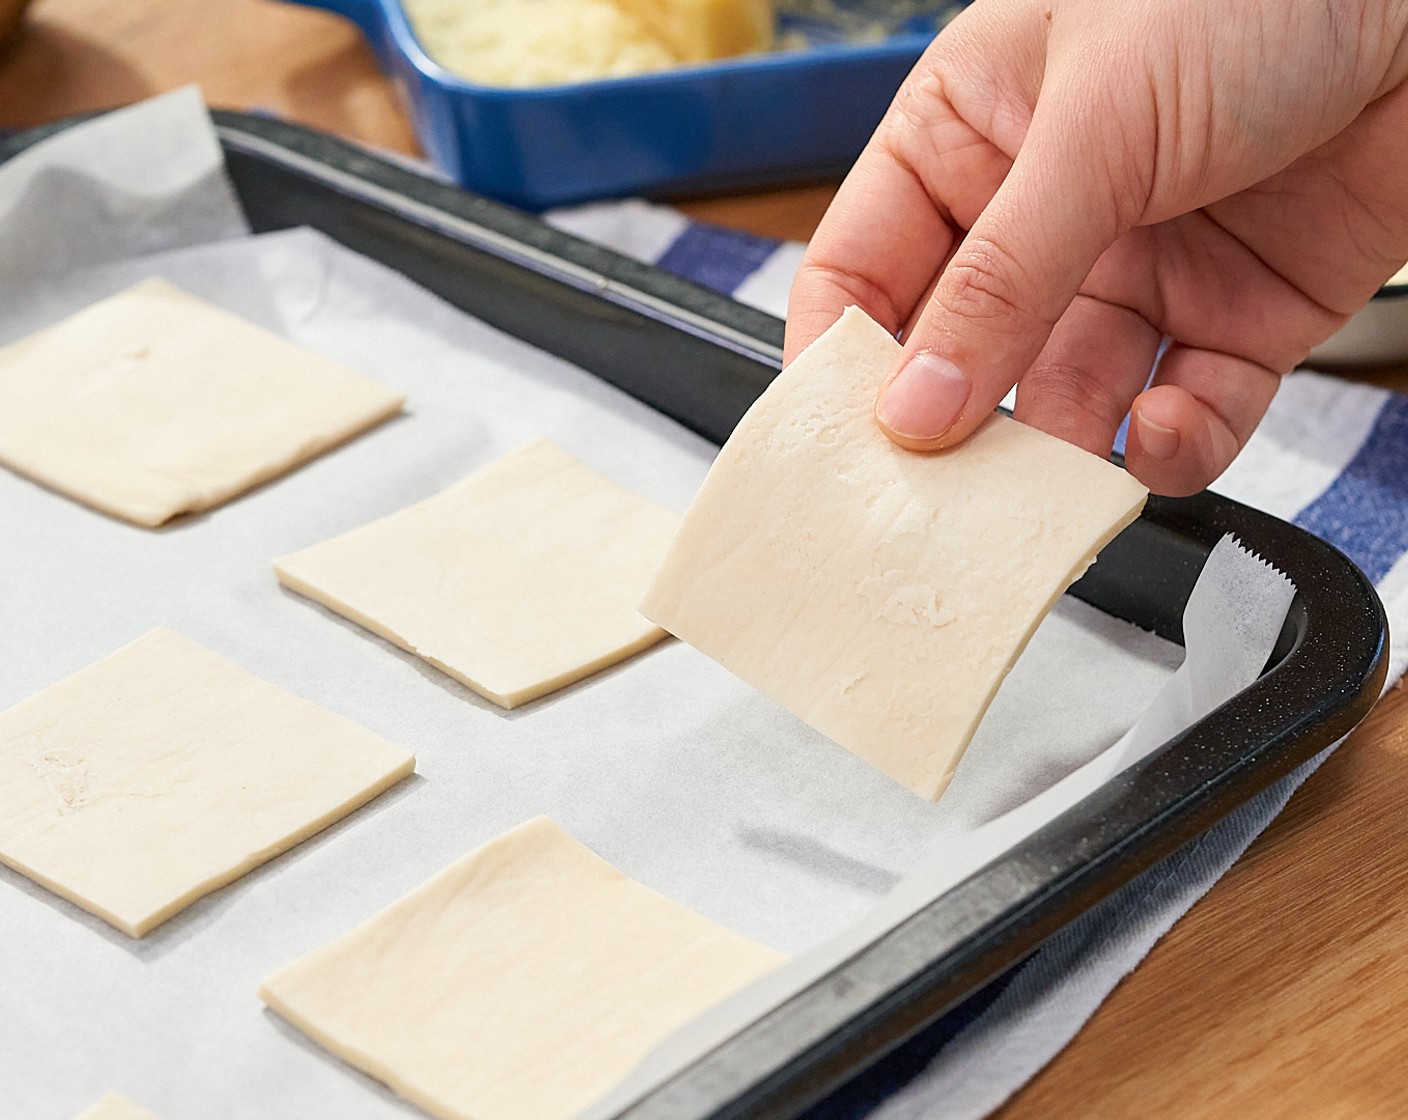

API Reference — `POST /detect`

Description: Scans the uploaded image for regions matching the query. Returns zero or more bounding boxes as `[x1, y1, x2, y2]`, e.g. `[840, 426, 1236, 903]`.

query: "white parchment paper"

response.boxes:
[0, 94, 1289, 1120]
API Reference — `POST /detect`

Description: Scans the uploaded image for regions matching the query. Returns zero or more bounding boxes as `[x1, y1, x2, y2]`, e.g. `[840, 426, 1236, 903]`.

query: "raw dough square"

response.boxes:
[260, 816, 784, 1120]
[642, 307, 1149, 801]
[72, 1094, 162, 1120]
[0, 628, 415, 936]
[275, 439, 680, 708]
[0, 278, 404, 526]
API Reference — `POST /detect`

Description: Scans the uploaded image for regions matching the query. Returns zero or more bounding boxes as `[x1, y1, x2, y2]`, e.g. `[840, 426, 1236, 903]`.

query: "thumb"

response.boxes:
[875, 102, 1131, 449]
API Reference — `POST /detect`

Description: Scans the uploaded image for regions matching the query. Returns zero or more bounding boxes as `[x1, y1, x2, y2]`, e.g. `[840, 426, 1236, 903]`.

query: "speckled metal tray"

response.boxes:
[0, 112, 1388, 1120]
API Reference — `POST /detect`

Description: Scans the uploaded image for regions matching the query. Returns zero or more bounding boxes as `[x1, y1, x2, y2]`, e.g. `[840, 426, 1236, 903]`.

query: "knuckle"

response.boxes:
[881, 65, 961, 165]
[793, 259, 905, 336]
[938, 239, 1051, 332]
[1024, 360, 1131, 430]
[892, 59, 949, 124]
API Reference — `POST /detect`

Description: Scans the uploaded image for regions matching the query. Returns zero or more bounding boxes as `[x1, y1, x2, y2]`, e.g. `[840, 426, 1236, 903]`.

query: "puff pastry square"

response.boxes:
[0, 628, 414, 936]
[643, 307, 1149, 800]
[0, 278, 403, 526]
[276, 439, 679, 708]
[261, 816, 783, 1120]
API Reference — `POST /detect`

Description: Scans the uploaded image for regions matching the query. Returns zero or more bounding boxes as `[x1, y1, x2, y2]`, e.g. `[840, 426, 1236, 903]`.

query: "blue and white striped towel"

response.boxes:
[548, 199, 1408, 1119]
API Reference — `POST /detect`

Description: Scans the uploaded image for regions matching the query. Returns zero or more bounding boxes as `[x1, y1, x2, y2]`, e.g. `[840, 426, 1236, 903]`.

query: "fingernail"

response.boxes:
[876, 352, 970, 439]
[1136, 413, 1180, 461]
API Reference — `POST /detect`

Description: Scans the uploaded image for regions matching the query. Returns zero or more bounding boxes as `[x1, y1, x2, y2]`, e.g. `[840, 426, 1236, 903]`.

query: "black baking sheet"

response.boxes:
[0, 112, 1388, 1120]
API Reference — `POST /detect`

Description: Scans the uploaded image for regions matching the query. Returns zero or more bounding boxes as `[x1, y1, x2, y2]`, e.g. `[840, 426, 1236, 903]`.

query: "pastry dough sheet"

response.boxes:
[73, 1094, 164, 1120]
[0, 278, 404, 527]
[0, 628, 415, 936]
[644, 308, 1149, 800]
[261, 816, 785, 1120]
[275, 439, 680, 708]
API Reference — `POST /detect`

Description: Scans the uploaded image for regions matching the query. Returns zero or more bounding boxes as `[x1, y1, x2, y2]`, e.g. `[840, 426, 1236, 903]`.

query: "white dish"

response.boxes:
[1308, 263, 1408, 368]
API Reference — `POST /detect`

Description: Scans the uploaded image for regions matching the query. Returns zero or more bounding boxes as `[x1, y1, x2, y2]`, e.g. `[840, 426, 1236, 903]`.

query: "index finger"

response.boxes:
[785, 144, 955, 364]
[783, 71, 1012, 363]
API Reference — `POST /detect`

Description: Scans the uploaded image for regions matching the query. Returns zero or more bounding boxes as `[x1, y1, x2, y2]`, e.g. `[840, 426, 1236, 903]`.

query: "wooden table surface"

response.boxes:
[4, 2, 1408, 1116]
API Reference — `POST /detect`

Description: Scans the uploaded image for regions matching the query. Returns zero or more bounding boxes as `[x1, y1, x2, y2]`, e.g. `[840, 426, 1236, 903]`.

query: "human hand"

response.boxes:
[785, 0, 1408, 495]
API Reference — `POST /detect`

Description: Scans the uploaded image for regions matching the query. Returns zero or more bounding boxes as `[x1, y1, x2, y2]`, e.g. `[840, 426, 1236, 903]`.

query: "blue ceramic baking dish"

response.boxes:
[289, 0, 954, 208]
